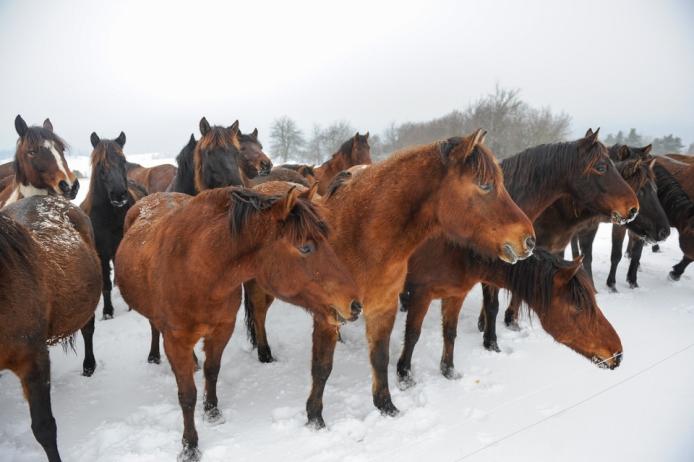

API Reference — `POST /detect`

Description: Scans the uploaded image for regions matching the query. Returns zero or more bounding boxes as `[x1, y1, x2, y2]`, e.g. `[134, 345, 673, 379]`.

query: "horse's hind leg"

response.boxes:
[578, 225, 598, 284]
[396, 286, 433, 387]
[163, 332, 200, 462]
[366, 307, 399, 416]
[148, 322, 161, 364]
[503, 294, 522, 331]
[607, 225, 627, 292]
[17, 346, 61, 462]
[670, 256, 693, 281]
[202, 322, 235, 425]
[100, 255, 114, 320]
[306, 316, 339, 429]
[480, 284, 501, 352]
[441, 295, 467, 379]
[81, 315, 96, 376]
[626, 238, 645, 288]
[243, 280, 276, 363]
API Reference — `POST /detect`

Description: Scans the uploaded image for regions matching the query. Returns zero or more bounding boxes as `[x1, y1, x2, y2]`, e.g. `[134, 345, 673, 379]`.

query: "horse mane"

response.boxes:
[278, 163, 315, 176]
[616, 158, 653, 192]
[228, 188, 329, 243]
[504, 249, 597, 317]
[653, 164, 694, 228]
[332, 137, 355, 161]
[0, 213, 36, 279]
[501, 139, 605, 199]
[325, 170, 353, 198]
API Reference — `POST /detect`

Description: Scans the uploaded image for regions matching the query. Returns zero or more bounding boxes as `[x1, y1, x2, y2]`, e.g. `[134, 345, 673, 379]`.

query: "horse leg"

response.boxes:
[503, 293, 522, 331]
[481, 284, 501, 352]
[607, 225, 627, 292]
[306, 316, 339, 429]
[670, 256, 693, 281]
[570, 235, 580, 259]
[18, 346, 61, 462]
[578, 226, 598, 285]
[81, 315, 96, 376]
[163, 332, 200, 462]
[148, 322, 161, 364]
[396, 285, 432, 387]
[627, 238, 645, 288]
[100, 255, 114, 320]
[441, 295, 467, 379]
[202, 322, 235, 425]
[366, 308, 399, 416]
[243, 280, 276, 363]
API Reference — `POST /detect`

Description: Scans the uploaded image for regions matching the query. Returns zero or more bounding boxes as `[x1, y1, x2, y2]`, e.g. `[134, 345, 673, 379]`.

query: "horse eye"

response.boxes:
[595, 162, 607, 174]
[478, 182, 493, 193]
[298, 241, 316, 254]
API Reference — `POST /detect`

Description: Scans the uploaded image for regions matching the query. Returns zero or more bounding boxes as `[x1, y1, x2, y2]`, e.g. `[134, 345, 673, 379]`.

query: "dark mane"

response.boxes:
[0, 212, 36, 279]
[501, 139, 605, 201]
[325, 170, 353, 198]
[653, 164, 694, 228]
[171, 135, 197, 194]
[279, 163, 315, 176]
[333, 137, 355, 159]
[504, 249, 597, 316]
[228, 188, 329, 243]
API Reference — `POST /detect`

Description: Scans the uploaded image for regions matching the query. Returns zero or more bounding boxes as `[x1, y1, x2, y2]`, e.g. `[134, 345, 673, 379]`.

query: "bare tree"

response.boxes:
[270, 116, 305, 162]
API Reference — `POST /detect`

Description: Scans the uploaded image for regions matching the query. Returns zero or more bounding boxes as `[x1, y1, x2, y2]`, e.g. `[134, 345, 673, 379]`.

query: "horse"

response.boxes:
[468, 129, 639, 350]
[167, 120, 272, 194]
[0, 196, 101, 462]
[398, 247, 622, 384]
[243, 130, 536, 425]
[568, 145, 670, 291]
[0, 160, 13, 182]
[115, 184, 362, 462]
[80, 132, 147, 320]
[126, 162, 177, 193]
[0, 116, 79, 208]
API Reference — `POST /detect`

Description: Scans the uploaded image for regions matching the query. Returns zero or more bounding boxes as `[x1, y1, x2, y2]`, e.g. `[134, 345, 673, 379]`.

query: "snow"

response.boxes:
[1, 154, 693, 461]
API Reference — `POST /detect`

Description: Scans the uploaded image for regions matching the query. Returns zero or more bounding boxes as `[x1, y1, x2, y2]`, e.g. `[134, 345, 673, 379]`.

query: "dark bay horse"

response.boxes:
[0, 116, 79, 208]
[398, 246, 623, 384]
[115, 185, 361, 462]
[0, 196, 101, 462]
[80, 132, 147, 320]
[167, 119, 272, 194]
[272, 132, 372, 194]
[244, 130, 536, 425]
[468, 129, 638, 350]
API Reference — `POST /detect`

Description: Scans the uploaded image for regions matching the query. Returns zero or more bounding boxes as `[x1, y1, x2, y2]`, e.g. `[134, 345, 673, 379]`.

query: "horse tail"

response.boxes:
[243, 283, 258, 348]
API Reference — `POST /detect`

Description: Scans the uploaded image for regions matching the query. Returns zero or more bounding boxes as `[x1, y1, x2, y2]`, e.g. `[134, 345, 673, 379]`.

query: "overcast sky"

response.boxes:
[0, 0, 692, 156]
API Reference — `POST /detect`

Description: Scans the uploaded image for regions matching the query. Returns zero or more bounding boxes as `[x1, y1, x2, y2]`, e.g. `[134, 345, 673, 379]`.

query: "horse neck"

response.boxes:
[315, 155, 348, 187]
[327, 150, 443, 271]
[501, 154, 572, 220]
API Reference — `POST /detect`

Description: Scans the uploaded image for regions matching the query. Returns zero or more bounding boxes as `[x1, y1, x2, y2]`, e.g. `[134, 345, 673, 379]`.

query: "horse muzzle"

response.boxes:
[592, 351, 623, 370]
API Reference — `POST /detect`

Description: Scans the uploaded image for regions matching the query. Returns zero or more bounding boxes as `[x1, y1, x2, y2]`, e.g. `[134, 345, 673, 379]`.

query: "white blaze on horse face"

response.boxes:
[42, 140, 72, 187]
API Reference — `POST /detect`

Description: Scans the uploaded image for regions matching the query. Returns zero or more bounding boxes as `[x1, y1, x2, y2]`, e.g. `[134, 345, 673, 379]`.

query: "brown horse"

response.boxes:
[126, 162, 177, 193]
[115, 185, 361, 462]
[0, 160, 13, 182]
[244, 130, 535, 426]
[665, 153, 694, 163]
[398, 247, 622, 384]
[0, 196, 101, 462]
[474, 129, 639, 350]
[0, 116, 79, 208]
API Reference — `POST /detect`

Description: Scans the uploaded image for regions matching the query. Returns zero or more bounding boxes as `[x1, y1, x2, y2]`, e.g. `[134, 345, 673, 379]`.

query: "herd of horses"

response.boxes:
[1, 114, 693, 462]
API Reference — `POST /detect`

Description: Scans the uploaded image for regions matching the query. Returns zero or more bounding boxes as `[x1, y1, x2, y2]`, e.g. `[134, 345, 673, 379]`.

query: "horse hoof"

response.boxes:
[607, 285, 618, 293]
[147, 354, 161, 365]
[477, 315, 486, 332]
[505, 321, 521, 332]
[204, 407, 225, 426]
[306, 416, 326, 430]
[441, 365, 461, 380]
[397, 371, 416, 390]
[399, 304, 408, 312]
[668, 272, 681, 281]
[258, 349, 275, 363]
[102, 313, 113, 320]
[377, 400, 400, 417]
[483, 340, 501, 353]
[629, 282, 639, 289]
[82, 366, 95, 377]
[177, 445, 201, 462]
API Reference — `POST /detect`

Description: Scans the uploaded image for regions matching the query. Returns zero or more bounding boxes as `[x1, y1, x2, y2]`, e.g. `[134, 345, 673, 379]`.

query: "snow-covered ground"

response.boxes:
[1, 154, 693, 461]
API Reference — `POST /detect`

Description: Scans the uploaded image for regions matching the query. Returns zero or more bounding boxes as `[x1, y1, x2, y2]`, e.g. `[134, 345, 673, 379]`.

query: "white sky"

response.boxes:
[0, 0, 692, 155]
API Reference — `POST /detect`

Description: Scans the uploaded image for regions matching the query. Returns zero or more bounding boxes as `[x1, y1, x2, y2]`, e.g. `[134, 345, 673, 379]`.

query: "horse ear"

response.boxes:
[364, 131, 369, 140]
[274, 186, 301, 221]
[188, 133, 197, 146]
[584, 127, 600, 145]
[200, 117, 211, 136]
[617, 145, 630, 161]
[585, 128, 594, 138]
[228, 120, 240, 136]
[15, 115, 28, 137]
[300, 182, 319, 202]
[90, 132, 101, 148]
[473, 128, 487, 145]
[251, 128, 258, 139]
[555, 256, 584, 286]
[642, 144, 653, 156]
[43, 118, 53, 132]
[115, 131, 126, 148]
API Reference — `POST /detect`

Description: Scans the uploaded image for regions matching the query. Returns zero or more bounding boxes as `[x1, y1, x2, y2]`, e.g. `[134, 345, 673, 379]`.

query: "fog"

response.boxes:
[0, 0, 692, 155]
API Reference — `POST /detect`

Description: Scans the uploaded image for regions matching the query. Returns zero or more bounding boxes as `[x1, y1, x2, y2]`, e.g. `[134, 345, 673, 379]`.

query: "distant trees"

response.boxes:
[269, 116, 305, 162]
[651, 134, 684, 155]
[303, 121, 355, 164]
[604, 129, 685, 155]
[688, 143, 694, 155]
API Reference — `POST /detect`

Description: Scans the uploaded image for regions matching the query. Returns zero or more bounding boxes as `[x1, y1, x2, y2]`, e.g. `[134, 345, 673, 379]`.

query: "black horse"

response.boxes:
[80, 132, 146, 320]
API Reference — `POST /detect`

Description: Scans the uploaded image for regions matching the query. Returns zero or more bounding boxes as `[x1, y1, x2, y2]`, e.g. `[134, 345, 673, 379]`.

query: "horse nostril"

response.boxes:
[658, 228, 670, 240]
[525, 236, 536, 252]
[629, 207, 639, 219]
[58, 180, 70, 194]
[350, 300, 363, 317]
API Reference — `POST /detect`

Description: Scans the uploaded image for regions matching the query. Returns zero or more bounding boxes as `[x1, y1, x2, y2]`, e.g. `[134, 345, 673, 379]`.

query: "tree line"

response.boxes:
[269, 86, 693, 164]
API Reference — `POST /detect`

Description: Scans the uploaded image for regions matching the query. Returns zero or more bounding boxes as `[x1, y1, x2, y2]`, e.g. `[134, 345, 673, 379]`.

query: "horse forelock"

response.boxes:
[617, 159, 653, 192]
[464, 144, 502, 187]
[91, 141, 124, 171]
[282, 198, 330, 244]
[194, 127, 241, 192]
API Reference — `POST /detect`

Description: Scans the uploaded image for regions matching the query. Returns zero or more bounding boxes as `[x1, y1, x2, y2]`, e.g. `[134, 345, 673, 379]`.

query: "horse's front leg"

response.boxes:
[366, 306, 398, 416]
[81, 315, 96, 376]
[396, 285, 433, 387]
[306, 315, 339, 429]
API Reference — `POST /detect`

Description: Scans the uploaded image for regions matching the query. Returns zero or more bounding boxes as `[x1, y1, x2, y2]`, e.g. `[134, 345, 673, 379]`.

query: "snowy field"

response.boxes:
[1, 153, 694, 461]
